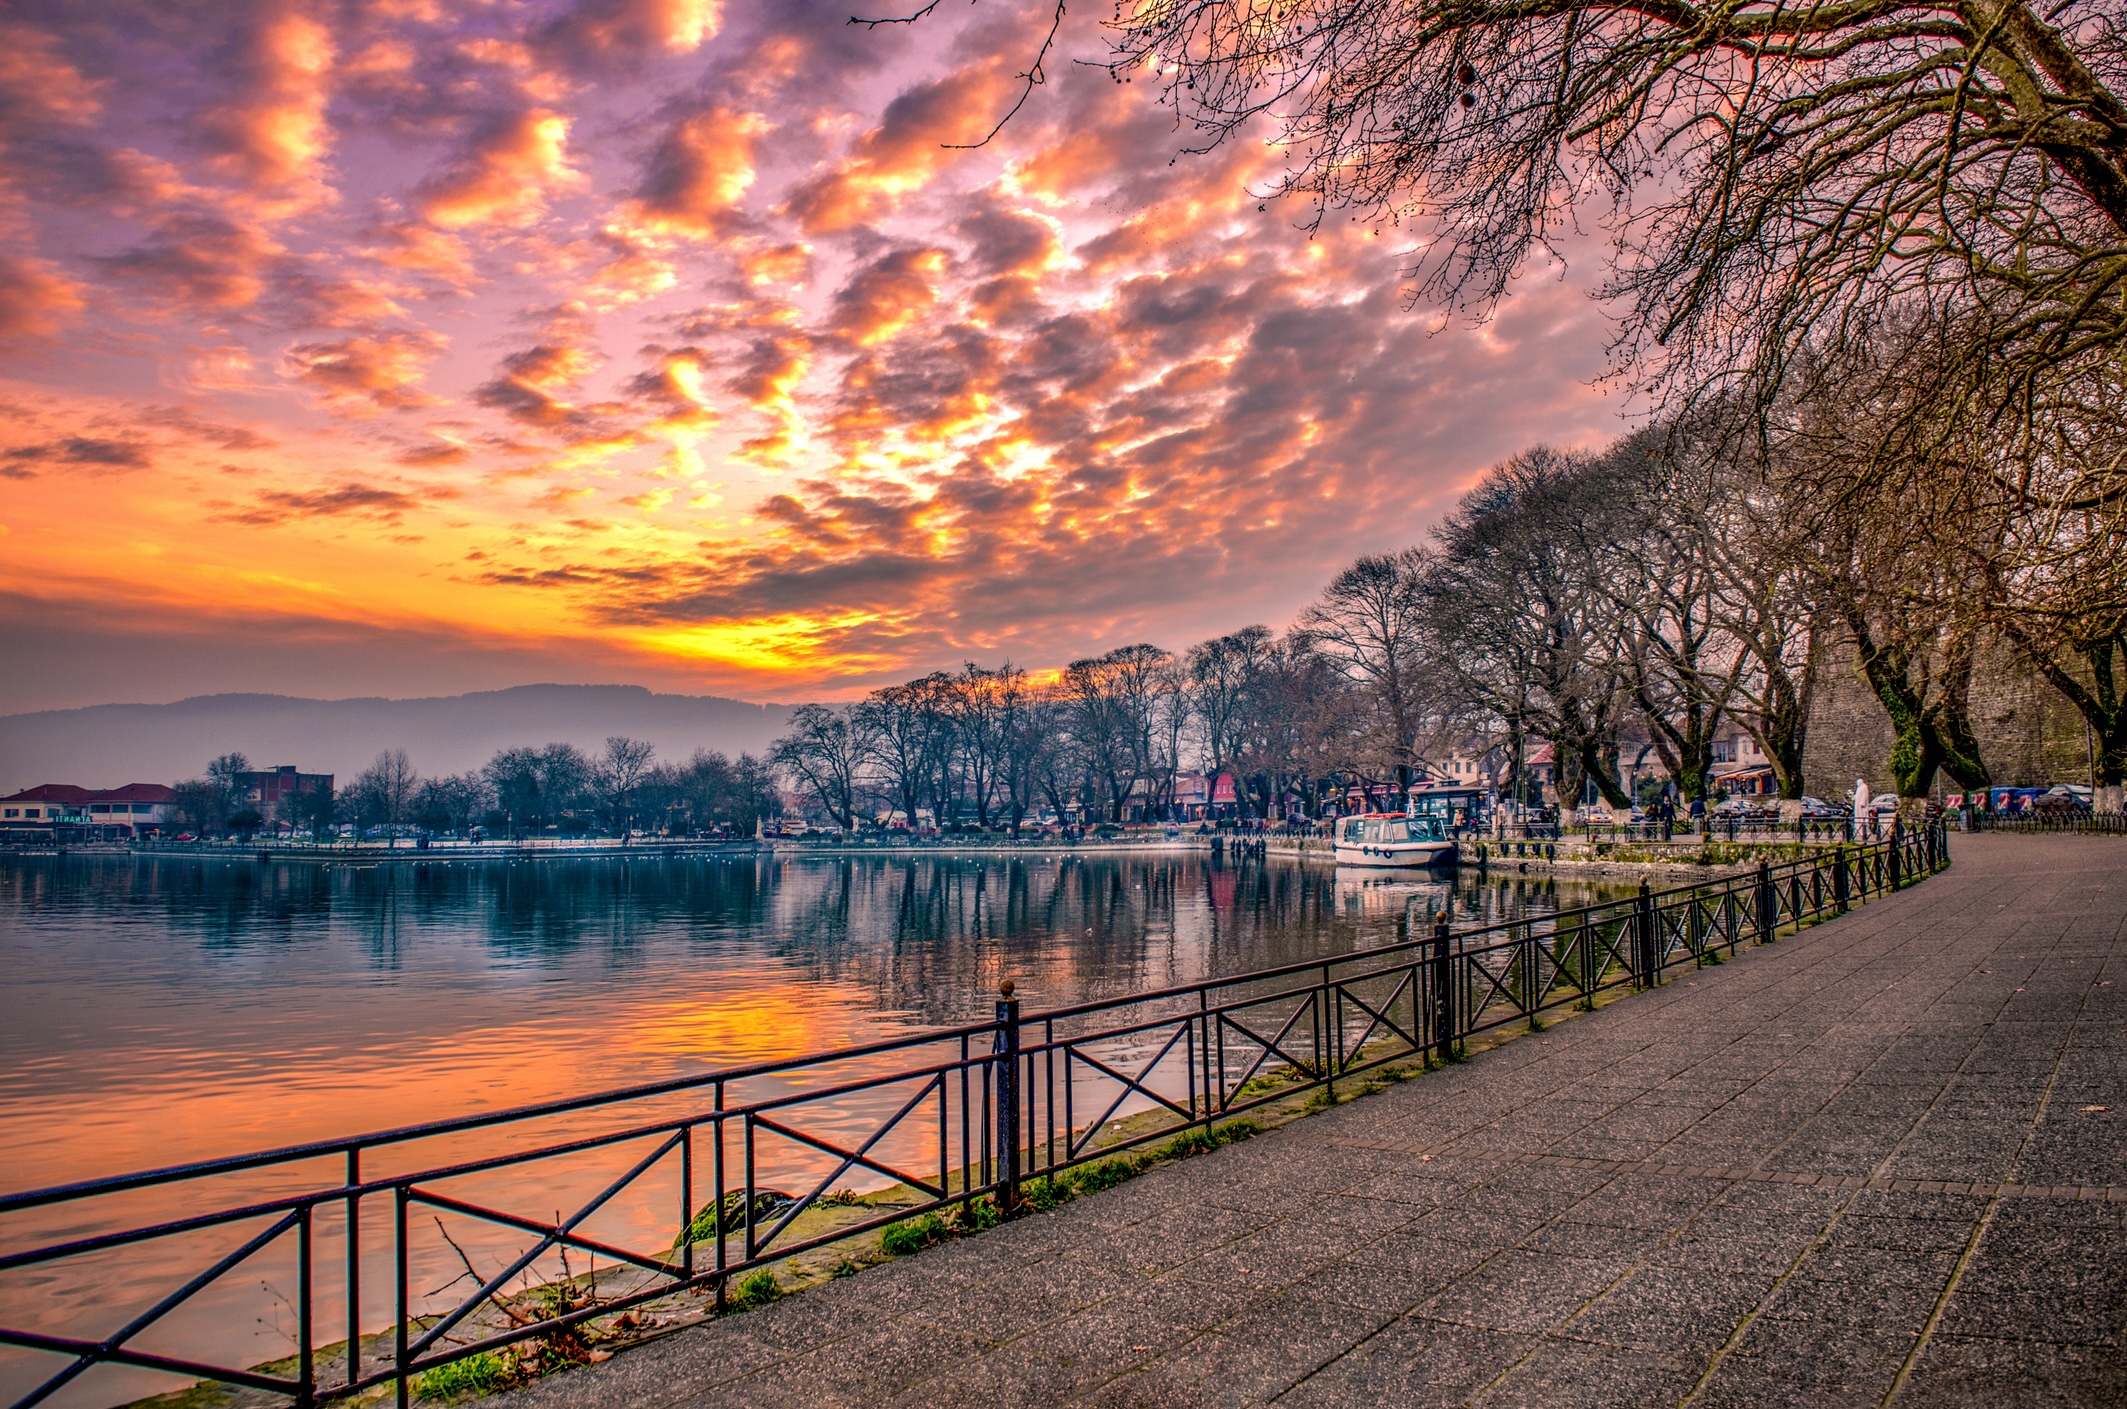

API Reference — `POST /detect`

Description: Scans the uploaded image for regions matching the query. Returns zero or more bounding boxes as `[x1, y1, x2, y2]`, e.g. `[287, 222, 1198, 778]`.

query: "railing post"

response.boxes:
[995, 981, 1022, 1215]
[1887, 819, 1902, 890]
[1832, 844, 1849, 912]
[345, 1149, 361, 1390]
[1431, 921, 1454, 1062]
[1635, 878, 1656, 987]
[1755, 860, 1775, 944]
[297, 1203, 314, 1408]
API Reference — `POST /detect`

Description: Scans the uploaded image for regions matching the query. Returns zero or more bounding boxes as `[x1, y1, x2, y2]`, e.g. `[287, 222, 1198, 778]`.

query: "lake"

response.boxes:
[0, 848, 1628, 1406]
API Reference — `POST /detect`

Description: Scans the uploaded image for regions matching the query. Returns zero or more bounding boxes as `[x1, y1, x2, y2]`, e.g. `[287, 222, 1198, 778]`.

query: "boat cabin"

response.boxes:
[1407, 786, 1487, 832]
[1340, 814, 1450, 845]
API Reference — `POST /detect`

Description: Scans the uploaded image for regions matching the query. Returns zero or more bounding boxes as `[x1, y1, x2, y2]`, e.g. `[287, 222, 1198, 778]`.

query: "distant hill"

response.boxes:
[0, 685, 800, 791]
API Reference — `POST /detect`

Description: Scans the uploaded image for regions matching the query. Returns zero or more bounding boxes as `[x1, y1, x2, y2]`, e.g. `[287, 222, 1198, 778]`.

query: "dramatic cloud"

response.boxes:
[0, 256, 84, 338]
[281, 331, 447, 412]
[0, 0, 1627, 711]
[417, 109, 586, 230]
[196, 5, 337, 205]
[218, 481, 459, 526]
[4, 437, 150, 472]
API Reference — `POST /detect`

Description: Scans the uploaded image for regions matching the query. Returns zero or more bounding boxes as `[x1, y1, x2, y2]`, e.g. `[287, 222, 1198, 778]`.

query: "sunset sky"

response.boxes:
[0, 0, 1627, 714]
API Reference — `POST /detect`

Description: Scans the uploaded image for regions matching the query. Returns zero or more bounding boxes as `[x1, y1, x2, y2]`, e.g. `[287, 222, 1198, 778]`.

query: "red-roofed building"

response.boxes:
[0, 783, 177, 836]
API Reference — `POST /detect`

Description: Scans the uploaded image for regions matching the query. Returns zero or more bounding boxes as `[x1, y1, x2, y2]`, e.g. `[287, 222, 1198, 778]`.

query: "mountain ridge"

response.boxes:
[0, 684, 800, 791]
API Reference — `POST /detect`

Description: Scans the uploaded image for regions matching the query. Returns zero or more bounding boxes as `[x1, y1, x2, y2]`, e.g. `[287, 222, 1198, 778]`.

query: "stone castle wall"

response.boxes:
[1801, 635, 2096, 797]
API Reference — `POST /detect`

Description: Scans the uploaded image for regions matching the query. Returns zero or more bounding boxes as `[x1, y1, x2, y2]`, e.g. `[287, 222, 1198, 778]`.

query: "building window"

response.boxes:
[23, 808, 38, 817]
[2, 809, 15, 818]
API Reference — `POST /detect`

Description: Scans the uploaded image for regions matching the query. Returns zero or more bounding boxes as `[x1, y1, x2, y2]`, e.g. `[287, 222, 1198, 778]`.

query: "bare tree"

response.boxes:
[1297, 550, 1433, 789]
[594, 736, 657, 835]
[769, 705, 876, 830]
[1063, 644, 1175, 821]
[1607, 432, 1749, 808]
[1427, 450, 1639, 810]
[1109, 0, 2127, 446]
[1186, 625, 1277, 796]
[350, 749, 419, 848]
[482, 743, 591, 834]
[854, 682, 943, 829]
[413, 773, 492, 837]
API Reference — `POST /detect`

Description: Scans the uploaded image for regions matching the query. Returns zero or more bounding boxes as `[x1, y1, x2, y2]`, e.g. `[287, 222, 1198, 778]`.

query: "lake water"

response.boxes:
[0, 848, 1627, 1406]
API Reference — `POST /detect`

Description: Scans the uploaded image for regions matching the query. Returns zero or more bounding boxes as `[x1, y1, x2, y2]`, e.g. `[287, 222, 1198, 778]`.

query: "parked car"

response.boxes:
[2033, 787, 2090, 816]
[1797, 797, 1849, 822]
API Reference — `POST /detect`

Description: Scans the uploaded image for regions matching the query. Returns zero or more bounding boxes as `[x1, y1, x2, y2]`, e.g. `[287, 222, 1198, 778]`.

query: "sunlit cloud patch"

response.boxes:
[0, 0, 1625, 710]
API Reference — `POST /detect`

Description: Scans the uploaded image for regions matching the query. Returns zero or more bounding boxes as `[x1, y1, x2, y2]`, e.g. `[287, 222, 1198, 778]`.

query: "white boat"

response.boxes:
[1332, 812, 1458, 868]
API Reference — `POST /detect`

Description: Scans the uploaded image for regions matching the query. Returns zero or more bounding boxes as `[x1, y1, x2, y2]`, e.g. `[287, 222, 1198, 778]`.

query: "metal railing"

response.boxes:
[0, 826, 1947, 1409]
[1967, 812, 2125, 834]
[1585, 816, 1864, 844]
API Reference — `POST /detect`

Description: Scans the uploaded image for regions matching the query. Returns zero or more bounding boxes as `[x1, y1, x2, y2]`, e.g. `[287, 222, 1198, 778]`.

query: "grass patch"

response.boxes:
[947, 1194, 1001, 1234]
[678, 1190, 792, 1247]
[1018, 1120, 1260, 1214]
[879, 1212, 950, 1256]
[729, 1269, 784, 1310]
[414, 1351, 512, 1401]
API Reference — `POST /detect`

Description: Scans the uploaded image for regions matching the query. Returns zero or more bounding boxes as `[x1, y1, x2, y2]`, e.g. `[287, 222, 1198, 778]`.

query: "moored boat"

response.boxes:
[1332, 811, 1457, 868]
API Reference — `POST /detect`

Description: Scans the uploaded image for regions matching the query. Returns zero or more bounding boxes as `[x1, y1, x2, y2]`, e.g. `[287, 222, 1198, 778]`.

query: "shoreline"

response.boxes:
[1, 833, 1839, 882]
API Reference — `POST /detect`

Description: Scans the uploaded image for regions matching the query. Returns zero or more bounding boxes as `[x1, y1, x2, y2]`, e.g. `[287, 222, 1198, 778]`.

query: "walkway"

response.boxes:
[505, 834, 2127, 1408]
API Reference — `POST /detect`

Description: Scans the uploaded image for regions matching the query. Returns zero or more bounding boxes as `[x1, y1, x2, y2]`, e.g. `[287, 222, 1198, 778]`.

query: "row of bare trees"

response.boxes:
[768, 608, 1474, 833]
[773, 322, 2124, 827]
[1076, 0, 2127, 814]
[172, 740, 779, 839]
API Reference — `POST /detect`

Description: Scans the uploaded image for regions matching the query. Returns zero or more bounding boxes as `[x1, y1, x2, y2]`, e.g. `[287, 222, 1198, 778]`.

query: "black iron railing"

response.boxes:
[1967, 812, 2124, 834]
[1586, 816, 1867, 844]
[0, 826, 1947, 1409]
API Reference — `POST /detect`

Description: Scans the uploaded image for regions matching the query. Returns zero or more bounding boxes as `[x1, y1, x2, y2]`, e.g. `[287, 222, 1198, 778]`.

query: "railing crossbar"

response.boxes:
[406, 1131, 680, 1360]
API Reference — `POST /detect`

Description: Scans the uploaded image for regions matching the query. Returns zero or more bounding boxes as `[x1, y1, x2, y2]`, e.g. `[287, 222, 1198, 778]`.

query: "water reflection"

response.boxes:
[0, 850, 1632, 1408]
[0, 850, 1624, 1193]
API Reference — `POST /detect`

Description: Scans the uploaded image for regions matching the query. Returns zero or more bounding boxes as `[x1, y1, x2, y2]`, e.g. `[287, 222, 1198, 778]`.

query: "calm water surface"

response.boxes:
[0, 849, 1625, 1405]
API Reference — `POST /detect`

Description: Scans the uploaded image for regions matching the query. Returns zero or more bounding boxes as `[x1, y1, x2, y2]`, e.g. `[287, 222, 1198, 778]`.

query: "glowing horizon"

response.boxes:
[0, 0, 1625, 713]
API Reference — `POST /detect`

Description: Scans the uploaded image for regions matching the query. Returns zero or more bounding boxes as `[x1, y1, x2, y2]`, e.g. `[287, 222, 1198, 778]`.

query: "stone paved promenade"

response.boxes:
[509, 833, 2127, 1407]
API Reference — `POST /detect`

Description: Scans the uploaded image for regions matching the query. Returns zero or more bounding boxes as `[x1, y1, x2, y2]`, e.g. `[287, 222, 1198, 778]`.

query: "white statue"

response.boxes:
[1853, 778, 1871, 835]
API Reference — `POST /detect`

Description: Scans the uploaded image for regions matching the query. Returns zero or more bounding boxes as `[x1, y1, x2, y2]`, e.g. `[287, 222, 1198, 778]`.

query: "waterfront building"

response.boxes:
[233, 766, 333, 821]
[0, 783, 178, 837]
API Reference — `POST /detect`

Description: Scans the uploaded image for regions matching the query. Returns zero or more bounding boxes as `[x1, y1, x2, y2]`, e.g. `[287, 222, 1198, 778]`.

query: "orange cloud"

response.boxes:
[0, 256, 85, 339]
[624, 106, 769, 239]
[216, 480, 460, 526]
[739, 243, 811, 289]
[280, 330, 447, 413]
[0, 4, 1627, 710]
[473, 312, 605, 429]
[0, 19, 102, 132]
[830, 247, 948, 345]
[98, 212, 283, 311]
[781, 61, 1015, 233]
[418, 109, 585, 230]
[541, 0, 723, 62]
[197, 6, 337, 206]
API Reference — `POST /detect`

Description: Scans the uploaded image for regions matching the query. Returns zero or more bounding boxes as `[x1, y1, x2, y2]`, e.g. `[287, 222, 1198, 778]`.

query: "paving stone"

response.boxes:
[1561, 1266, 1773, 1353]
[1474, 1338, 1703, 1408]
[1898, 1333, 2127, 1408]
[1271, 1316, 1535, 1406]
[1412, 1249, 1631, 1334]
